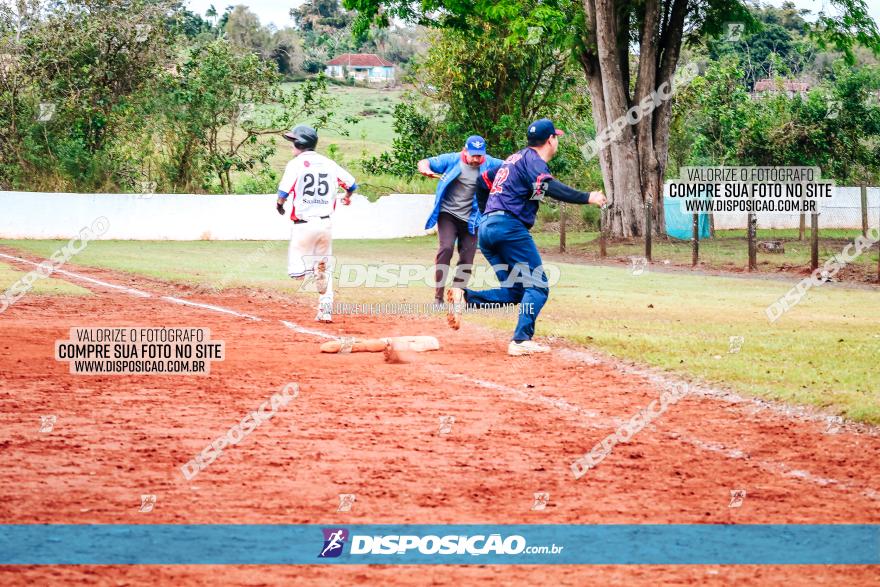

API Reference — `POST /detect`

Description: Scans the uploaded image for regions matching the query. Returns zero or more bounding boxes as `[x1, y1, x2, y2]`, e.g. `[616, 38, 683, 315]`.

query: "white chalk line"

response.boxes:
[557, 350, 880, 501]
[11, 257, 878, 501]
[279, 319, 337, 340]
[0, 252, 151, 298]
[667, 433, 880, 500]
[559, 346, 879, 436]
[162, 296, 262, 321]
[442, 371, 609, 429]
[451, 367, 878, 500]
[559, 347, 880, 494]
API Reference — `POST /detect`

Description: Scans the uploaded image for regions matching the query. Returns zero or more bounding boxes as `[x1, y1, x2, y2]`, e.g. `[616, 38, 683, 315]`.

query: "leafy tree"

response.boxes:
[270, 28, 307, 76]
[160, 41, 345, 193]
[291, 0, 358, 71]
[355, 23, 426, 70]
[291, 0, 355, 32]
[671, 58, 880, 183]
[290, 0, 422, 71]
[361, 99, 444, 177]
[374, 25, 427, 69]
[708, 4, 816, 87]
[363, 19, 591, 183]
[670, 58, 753, 168]
[172, 8, 215, 40]
[415, 21, 587, 155]
[0, 4, 30, 187]
[221, 6, 308, 76]
[0, 0, 176, 190]
[795, 63, 880, 183]
[224, 5, 274, 58]
[217, 5, 235, 31]
[347, 0, 880, 237]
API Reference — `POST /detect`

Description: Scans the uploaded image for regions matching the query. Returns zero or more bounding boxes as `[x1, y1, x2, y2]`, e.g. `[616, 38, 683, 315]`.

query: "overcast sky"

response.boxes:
[185, 0, 879, 31]
[187, 0, 299, 28]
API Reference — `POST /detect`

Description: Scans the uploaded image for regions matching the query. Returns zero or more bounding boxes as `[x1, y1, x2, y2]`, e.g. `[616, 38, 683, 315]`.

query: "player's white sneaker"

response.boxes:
[314, 260, 329, 295]
[446, 287, 464, 330]
[315, 310, 333, 323]
[508, 340, 550, 356]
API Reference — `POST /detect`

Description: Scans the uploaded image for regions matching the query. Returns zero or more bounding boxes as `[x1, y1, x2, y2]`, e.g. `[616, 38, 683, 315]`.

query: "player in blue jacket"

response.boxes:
[446, 119, 607, 356]
[417, 136, 503, 304]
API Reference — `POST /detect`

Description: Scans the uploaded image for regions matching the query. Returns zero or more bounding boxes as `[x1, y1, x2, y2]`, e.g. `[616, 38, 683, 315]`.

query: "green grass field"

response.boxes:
[3, 237, 878, 423]
[234, 83, 437, 199]
[316, 84, 402, 145]
[0, 261, 92, 296]
[534, 228, 880, 280]
[268, 83, 401, 171]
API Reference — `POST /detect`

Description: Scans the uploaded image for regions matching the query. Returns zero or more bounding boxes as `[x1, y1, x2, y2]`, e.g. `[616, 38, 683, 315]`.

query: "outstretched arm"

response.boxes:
[545, 178, 606, 206]
[417, 158, 441, 178]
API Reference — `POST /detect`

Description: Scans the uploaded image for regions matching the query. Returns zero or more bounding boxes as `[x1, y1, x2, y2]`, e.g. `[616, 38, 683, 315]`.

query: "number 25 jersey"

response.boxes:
[277, 151, 357, 221]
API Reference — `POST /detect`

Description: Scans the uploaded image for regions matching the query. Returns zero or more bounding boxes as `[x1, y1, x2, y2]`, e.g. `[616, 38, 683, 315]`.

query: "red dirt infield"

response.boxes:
[0, 253, 877, 585]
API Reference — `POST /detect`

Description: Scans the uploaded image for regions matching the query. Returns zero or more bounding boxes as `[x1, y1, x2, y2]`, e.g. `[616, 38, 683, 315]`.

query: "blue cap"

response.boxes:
[527, 118, 564, 142]
[465, 135, 487, 155]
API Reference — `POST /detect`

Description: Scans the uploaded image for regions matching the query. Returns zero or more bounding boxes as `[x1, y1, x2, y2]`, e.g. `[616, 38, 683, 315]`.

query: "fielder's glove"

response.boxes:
[276, 201, 285, 215]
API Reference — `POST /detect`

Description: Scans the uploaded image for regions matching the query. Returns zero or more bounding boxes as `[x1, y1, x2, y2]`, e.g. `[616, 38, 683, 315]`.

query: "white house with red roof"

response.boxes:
[324, 53, 395, 84]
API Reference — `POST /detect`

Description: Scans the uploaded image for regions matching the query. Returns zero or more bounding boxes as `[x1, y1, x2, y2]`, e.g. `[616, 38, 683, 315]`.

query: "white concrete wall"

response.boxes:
[0, 192, 436, 240]
[664, 185, 880, 230]
[4, 186, 875, 240]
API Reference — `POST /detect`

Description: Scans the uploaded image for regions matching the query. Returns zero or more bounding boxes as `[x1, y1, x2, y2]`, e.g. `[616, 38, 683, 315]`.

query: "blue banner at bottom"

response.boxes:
[0, 524, 877, 565]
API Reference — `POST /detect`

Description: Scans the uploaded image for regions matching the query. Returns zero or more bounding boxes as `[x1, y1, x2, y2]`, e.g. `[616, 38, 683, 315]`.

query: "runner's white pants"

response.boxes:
[287, 217, 333, 312]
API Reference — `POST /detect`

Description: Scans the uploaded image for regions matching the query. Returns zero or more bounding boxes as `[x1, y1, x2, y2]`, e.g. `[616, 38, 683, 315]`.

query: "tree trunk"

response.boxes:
[634, 0, 662, 234]
[579, 0, 687, 239]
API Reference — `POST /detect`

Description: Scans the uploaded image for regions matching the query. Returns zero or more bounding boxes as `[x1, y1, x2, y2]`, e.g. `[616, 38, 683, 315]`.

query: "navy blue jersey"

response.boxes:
[483, 147, 553, 229]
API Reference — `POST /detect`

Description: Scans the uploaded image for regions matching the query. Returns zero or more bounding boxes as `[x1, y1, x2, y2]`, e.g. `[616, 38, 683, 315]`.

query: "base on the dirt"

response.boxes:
[320, 335, 440, 354]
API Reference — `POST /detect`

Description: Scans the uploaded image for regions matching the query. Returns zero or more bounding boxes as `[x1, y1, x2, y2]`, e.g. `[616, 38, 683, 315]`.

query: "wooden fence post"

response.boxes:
[811, 212, 819, 271]
[747, 213, 757, 271]
[692, 213, 699, 267]
[645, 201, 653, 262]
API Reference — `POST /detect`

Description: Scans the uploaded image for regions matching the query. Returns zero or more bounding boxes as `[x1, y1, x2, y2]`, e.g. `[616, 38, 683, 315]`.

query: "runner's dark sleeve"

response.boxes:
[476, 167, 498, 213]
[545, 178, 591, 204]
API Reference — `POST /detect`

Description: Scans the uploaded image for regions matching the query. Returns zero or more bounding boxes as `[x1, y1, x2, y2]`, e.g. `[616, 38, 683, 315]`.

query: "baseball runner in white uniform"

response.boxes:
[276, 125, 358, 323]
